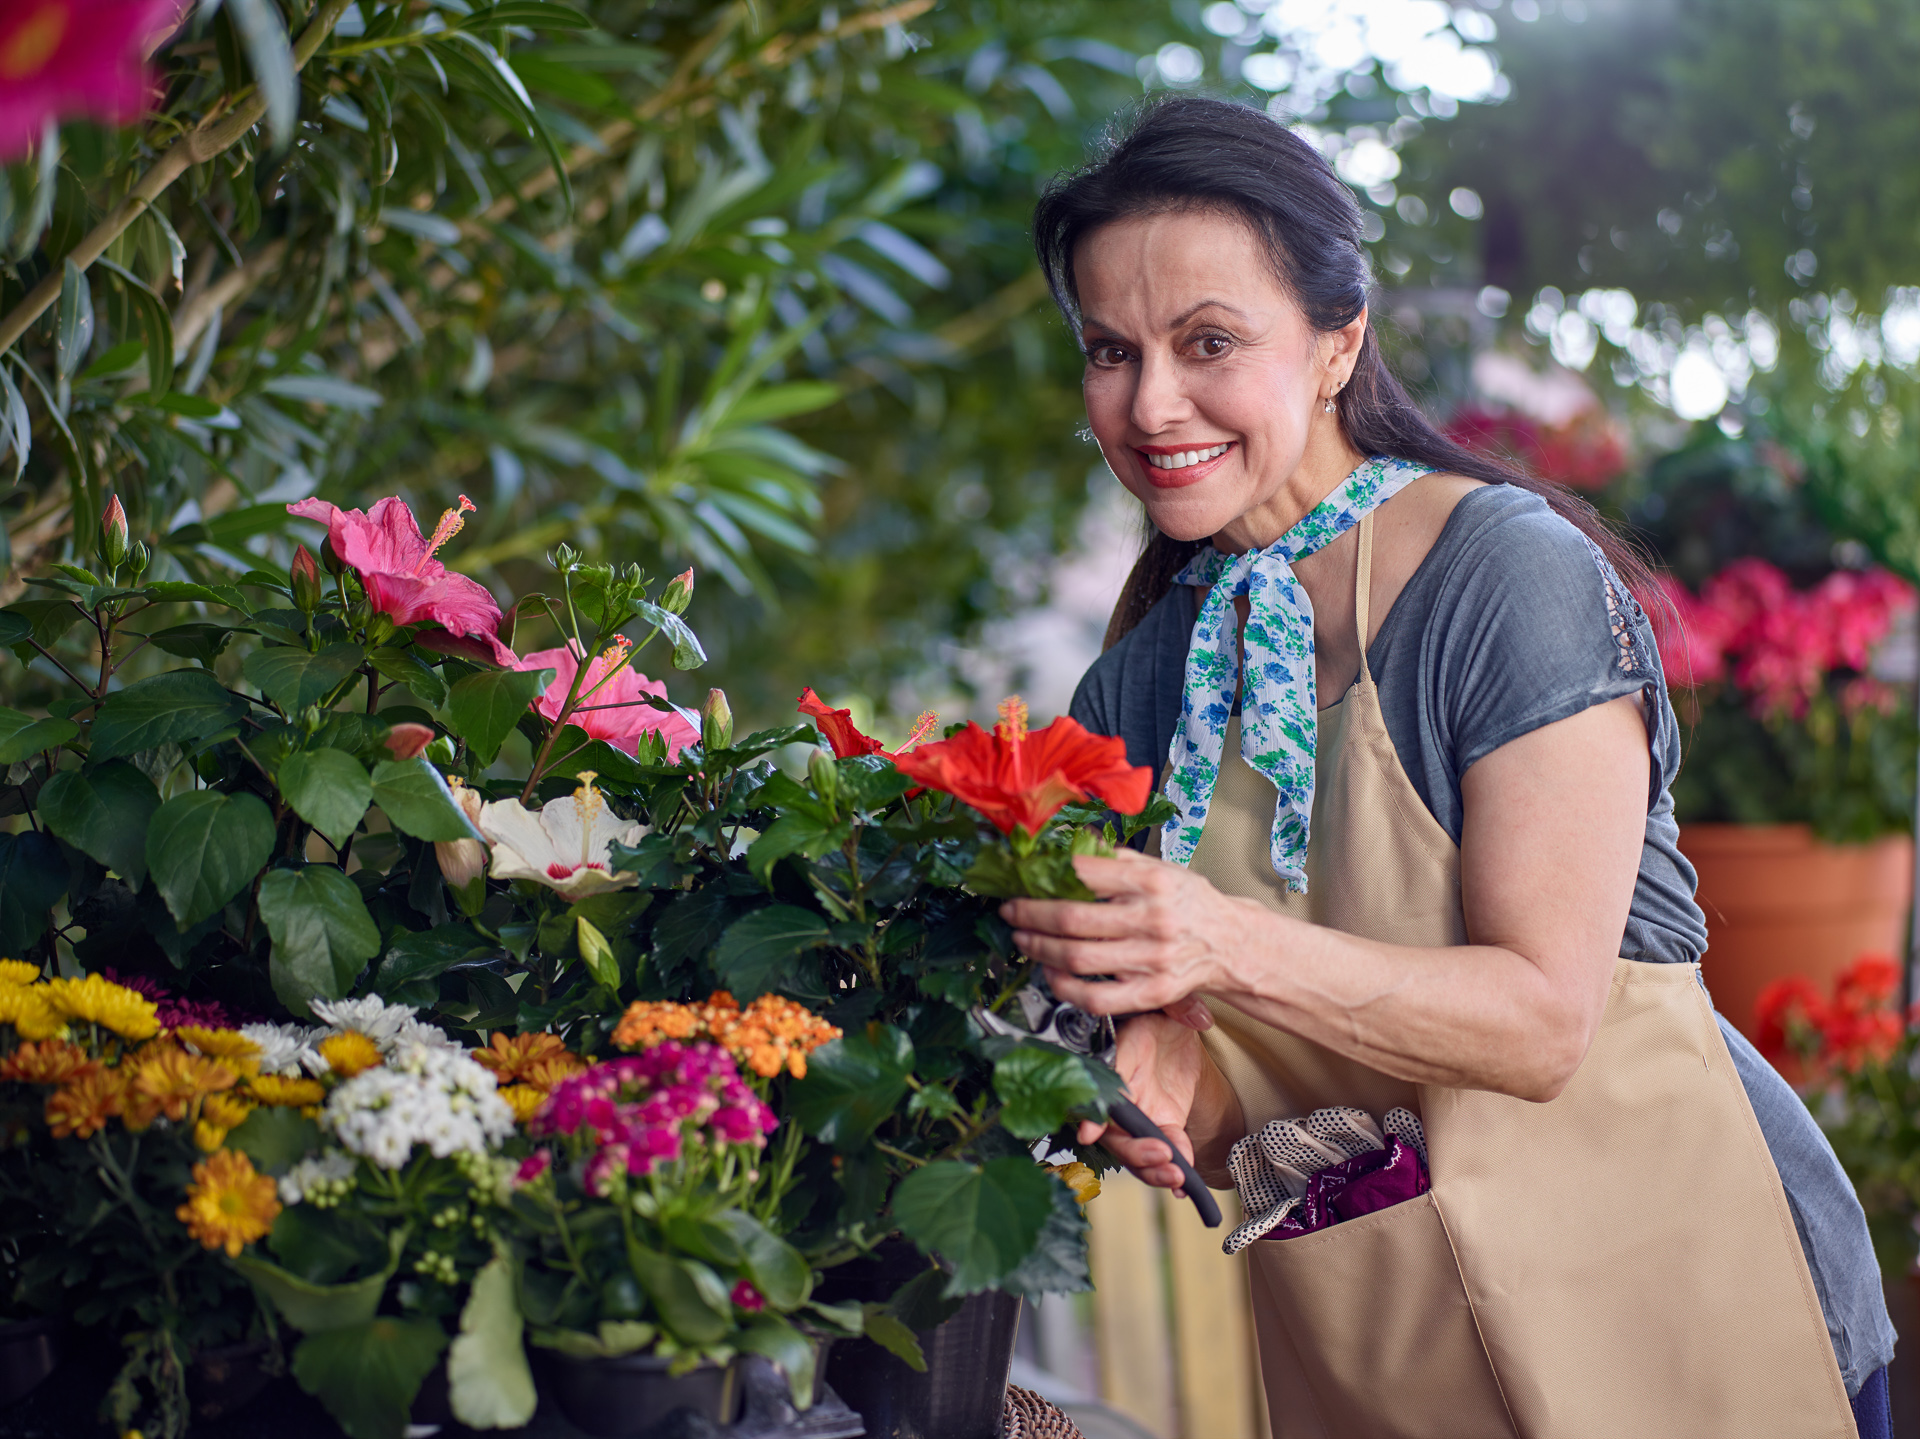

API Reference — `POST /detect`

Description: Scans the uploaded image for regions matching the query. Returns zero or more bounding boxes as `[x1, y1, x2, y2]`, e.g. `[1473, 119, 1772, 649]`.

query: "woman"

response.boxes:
[1007, 96, 1894, 1438]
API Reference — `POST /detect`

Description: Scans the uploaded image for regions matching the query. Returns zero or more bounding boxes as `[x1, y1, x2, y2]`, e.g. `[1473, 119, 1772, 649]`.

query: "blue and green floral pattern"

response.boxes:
[1161, 456, 1434, 889]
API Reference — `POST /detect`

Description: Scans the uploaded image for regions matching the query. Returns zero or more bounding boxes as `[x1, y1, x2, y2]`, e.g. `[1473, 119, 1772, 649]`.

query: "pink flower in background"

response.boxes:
[0, 0, 184, 162]
[516, 638, 699, 761]
[730, 1280, 765, 1312]
[287, 495, 517, 665]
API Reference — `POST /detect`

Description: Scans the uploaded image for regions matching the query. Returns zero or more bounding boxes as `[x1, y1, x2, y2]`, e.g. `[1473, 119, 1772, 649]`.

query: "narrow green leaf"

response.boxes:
[624, 1242, 730, 1348]
[446, 665, 551, 764]
[145, 790, 276, 927]
[370, 758, 483, 842]
[225, 0, 298, 149]
[244, 643, 365, 713]
[55, 259, 92, 379]
[259, 865, 382, 1015]
[37, 762, 160, 884]
[278, 748, 372, 848]
[91, 670, 248, 761]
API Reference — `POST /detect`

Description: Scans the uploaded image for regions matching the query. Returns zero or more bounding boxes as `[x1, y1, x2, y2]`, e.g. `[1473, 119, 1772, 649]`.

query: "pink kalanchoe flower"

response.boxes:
[286, 495, 516, 665]
[513, 1150, 553, 1186]
[516, 638, 699, 761]
[730, 1280, 765, 1313]
[0, 0, 184, 162]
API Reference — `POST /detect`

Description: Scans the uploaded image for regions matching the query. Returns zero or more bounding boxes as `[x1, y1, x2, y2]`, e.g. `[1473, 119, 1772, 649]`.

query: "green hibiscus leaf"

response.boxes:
[368, 646, 446, 707]
[291, 1316, 448, 1439]
[244, 642, 366, 713]
[891, 1157, 1055, 1296]
[632, 598, 706, 670]
[447, 666, 552, 764]
[370, 758, 482, 842]
[711, 904, 831, 1000]
[0, 832, 66, 953]
[998, 1172, 1094, 1300]
[992, 1046, 1100, 1140]
[0, 707, 80, 764]
[37, 761, 159, 883]
[90, 670, 248, 761]
[447, 1253, 537, 1429]
[259, 865, 382, 1015]
[373, 924, 496, 989]
[746, 811, 852, 887]
[146, 790, 276, 927]
[142, 621, 239, 666]
[788, 1023, 914, 1151]
[278, 747, 373, 849]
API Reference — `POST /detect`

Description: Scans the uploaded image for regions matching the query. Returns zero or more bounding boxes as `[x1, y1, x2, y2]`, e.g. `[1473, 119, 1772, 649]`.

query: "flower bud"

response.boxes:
[701, 688, 733, 752]
[381, 722, 435, 761]
[290, 545, 322, 613]
[319, 536, 347, 577]
[126, 541, 149, 577]
[99, 496, 129, 569]
[660, 568, 695, 616]
[807, 747, 839, 804]
[436, 779, 489, 914]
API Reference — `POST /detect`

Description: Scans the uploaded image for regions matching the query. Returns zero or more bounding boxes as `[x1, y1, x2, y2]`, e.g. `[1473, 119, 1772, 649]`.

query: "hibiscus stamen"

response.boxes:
[573, 773, 605, 871]
[419, 495, 478, 569]
[995, 696, 1029, 745]
[900, 710, 940, 751]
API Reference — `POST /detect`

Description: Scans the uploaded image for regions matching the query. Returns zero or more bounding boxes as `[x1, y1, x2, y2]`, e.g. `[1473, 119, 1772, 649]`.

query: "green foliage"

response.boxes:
[891, 1158, 1059, 1296]
[257, 864, 383, 1013]
[290, 1316, 450, 1439]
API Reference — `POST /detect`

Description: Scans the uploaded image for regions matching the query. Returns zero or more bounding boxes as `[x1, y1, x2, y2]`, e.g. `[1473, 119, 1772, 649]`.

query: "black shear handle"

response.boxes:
[1109, 1097, 1222, 1228]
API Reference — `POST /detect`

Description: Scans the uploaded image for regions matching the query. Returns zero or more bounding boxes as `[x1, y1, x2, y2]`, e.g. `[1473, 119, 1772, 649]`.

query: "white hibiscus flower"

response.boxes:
[478, 773, 646, 901]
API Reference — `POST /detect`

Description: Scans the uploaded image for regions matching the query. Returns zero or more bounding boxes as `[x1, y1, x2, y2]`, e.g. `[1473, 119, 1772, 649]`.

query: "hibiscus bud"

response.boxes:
[660, 568, 695, 616]
[437, 780, 489, 914]
[702, 688, 733, 751]
[99, 496, 129, 569]
[290, 545, 323, 613]
[808, 747, 839, 804]
[319, 536, 347, 577]
[382, 723, 435, 761]
[126, 541, 150, 578]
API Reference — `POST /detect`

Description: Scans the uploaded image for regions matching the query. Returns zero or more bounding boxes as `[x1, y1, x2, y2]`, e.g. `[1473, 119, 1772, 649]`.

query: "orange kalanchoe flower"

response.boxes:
[891, 696, 1152, 836]
[796, 689, 938, 761]
[0, 1038, 98, 1086]
[614, 992, 840, 1079]
[611, 1000, 702, 1050]
[46, 1069, 127, 1138]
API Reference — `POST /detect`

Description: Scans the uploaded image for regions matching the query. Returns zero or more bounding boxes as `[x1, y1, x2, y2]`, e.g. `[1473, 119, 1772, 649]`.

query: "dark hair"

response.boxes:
[1032, 94, 1660, 649]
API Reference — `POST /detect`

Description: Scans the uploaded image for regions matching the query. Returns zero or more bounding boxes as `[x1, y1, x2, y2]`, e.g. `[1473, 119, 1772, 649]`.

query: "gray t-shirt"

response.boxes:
[1069, 483, 1893, 1392]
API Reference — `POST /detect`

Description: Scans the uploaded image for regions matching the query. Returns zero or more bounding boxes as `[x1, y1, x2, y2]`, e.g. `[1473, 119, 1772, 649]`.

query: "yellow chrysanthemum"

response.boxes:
[174, 1026, 262, 1075]
[317, 1031, 382, 1079]
[0, 960, 41, 986]
[46, 1069, 126, 1139]
[246, 1074, 327, 1108]
[0, 984, 64, 1042]
[499, 1084, 547, 1125]
[194, 1092, 254, 1152]
[0, 1038, 96, 1086]
[1047, 1161, 1102, 1206]
[177, 1149, 280, 1257]
[474, 1031, 584, 1085]
[131, 1045, 236, 1122]
[42, 975, 160, 1041]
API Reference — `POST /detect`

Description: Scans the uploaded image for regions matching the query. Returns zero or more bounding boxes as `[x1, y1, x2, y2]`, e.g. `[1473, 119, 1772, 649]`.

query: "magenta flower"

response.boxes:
[0, 0, 184, 162]
[516, 638, 699, 761]
[730, 1280, 765, 1312]
[286, 495, 516, 665]
[514, 1150, 552, 1186]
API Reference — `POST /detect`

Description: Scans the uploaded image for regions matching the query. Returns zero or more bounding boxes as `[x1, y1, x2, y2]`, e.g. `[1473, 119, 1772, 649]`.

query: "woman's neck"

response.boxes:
[1210, 431, 1368, 553]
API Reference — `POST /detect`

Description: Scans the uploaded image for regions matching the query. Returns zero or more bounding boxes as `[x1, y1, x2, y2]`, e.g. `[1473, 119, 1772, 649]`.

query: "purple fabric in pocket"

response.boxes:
[1272, 1136, 1430, 1239]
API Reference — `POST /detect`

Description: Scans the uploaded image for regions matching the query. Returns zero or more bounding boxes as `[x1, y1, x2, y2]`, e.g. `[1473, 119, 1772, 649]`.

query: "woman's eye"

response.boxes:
[1088, 345, 1131, 367]
[1194, 335, 1232, 357]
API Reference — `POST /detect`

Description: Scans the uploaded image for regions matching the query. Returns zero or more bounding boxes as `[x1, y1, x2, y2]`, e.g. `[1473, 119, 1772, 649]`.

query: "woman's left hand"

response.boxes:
[999, 848, 1263, 1014]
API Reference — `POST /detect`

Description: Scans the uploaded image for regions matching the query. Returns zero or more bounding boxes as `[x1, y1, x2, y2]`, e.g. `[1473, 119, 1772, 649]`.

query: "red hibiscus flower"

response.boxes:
[287, 494, 516, 665]
[0, 0, 185, 162]
[519, 638, 698, 762]
[892, 696, 1151, 836]
[797, 688, 936, 761]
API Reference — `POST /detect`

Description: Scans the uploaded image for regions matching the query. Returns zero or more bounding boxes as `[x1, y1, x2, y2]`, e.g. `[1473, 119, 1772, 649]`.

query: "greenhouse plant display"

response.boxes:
[0, 488, 1140, 1437]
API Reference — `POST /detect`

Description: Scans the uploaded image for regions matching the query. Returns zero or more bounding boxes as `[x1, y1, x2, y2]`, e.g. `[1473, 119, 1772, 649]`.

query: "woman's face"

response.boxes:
[1075, 208, 1363, 547]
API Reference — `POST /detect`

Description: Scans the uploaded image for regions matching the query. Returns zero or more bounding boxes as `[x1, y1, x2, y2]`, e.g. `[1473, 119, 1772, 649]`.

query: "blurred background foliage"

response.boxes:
[6, 0, 1920, 729]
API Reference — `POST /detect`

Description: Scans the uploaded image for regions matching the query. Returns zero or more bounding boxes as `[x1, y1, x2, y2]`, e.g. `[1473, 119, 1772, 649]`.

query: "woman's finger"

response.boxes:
[999, 895, 1142, 940]
[1071, 850, 1178, 897]
[1044, 965, 1189, 1015]
[1011, 933, 1165, 973]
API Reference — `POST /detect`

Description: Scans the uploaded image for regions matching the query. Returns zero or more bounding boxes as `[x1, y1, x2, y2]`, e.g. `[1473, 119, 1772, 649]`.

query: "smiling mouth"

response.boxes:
[1140, 442, 1232, 471]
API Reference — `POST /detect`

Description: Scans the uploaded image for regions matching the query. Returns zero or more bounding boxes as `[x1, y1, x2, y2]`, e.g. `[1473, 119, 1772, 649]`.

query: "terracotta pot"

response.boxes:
[1680, 823, 1914, 1045]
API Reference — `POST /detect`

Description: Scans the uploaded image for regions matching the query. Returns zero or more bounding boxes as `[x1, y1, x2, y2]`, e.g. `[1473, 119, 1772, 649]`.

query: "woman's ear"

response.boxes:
[1321, 305, 1369, 387]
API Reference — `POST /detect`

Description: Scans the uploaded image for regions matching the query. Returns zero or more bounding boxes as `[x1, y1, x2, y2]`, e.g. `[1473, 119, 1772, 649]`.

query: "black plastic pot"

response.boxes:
[0, 1317, 61, 1409]
[544, 1350, 740, 1438]
[187, 1339, 274, 1423]
[816, 1240, 1022, 1439]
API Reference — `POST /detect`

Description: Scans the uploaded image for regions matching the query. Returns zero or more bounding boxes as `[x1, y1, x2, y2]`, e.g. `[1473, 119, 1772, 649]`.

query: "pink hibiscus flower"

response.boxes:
[0, 0, 186, 161]
[286, 494, 516, 665]
[516, 638, 699, 761]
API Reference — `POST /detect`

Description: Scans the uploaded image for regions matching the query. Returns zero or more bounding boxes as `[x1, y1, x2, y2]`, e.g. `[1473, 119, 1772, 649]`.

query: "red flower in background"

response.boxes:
[1444, 405, 1627, 492]
[892, 696, 1151, 836]
[0, 0, 184, 161]
[1756, 955, 1905, 1079]
[796, 688, 936, 761]
[288, 495, 517, 665]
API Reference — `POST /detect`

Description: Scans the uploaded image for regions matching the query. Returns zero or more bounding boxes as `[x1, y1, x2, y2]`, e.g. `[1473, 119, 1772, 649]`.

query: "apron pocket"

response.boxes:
[1251, 1190, 1517, 1439]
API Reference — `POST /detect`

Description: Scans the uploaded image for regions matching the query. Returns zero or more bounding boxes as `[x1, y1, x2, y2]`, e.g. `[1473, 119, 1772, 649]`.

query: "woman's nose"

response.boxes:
[1130, 351, 1193, 433]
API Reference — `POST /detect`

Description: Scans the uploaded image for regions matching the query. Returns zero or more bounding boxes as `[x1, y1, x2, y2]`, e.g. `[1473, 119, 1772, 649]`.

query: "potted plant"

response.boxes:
[1656, 557, 1918, 1044]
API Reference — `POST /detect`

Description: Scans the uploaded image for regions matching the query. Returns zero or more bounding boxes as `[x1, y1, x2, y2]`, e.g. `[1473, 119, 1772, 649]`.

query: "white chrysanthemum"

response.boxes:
[309, 995, 418, 1049]
[280, 1150, 357, 1205]
[396, 1016, 461, 1053]
[478, 774, 646, 901]
[240, 1021, 325, 1077]
[322, 1040, 515, 1169]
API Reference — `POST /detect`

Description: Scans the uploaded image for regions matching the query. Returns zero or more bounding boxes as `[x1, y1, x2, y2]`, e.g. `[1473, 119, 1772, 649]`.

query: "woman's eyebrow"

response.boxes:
[1167, 299, 1250, 327]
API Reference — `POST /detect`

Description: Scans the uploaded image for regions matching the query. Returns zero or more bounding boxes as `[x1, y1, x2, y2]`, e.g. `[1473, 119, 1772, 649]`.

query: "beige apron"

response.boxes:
[1185, 512, 1856, 1439]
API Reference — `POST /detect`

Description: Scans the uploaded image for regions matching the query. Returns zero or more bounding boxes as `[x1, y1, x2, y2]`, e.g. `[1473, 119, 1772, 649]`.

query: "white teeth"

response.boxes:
[1146, 443, 1229, 470]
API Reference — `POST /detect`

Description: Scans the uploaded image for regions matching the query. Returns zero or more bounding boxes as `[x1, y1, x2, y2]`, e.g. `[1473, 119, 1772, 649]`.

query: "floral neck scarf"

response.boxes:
[1160, 456, 1434, 890]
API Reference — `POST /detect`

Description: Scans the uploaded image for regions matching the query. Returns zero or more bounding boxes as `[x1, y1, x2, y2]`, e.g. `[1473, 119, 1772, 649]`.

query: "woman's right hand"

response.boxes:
[1078, 1005, 1218, 1193]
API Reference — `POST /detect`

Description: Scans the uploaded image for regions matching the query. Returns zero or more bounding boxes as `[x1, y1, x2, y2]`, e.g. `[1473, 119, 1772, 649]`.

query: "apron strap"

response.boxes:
[1354, 509, 1376, 683]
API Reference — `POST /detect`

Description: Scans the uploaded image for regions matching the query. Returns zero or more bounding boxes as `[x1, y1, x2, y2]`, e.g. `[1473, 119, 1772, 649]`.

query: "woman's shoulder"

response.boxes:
[1412, 481, 1615, 595]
